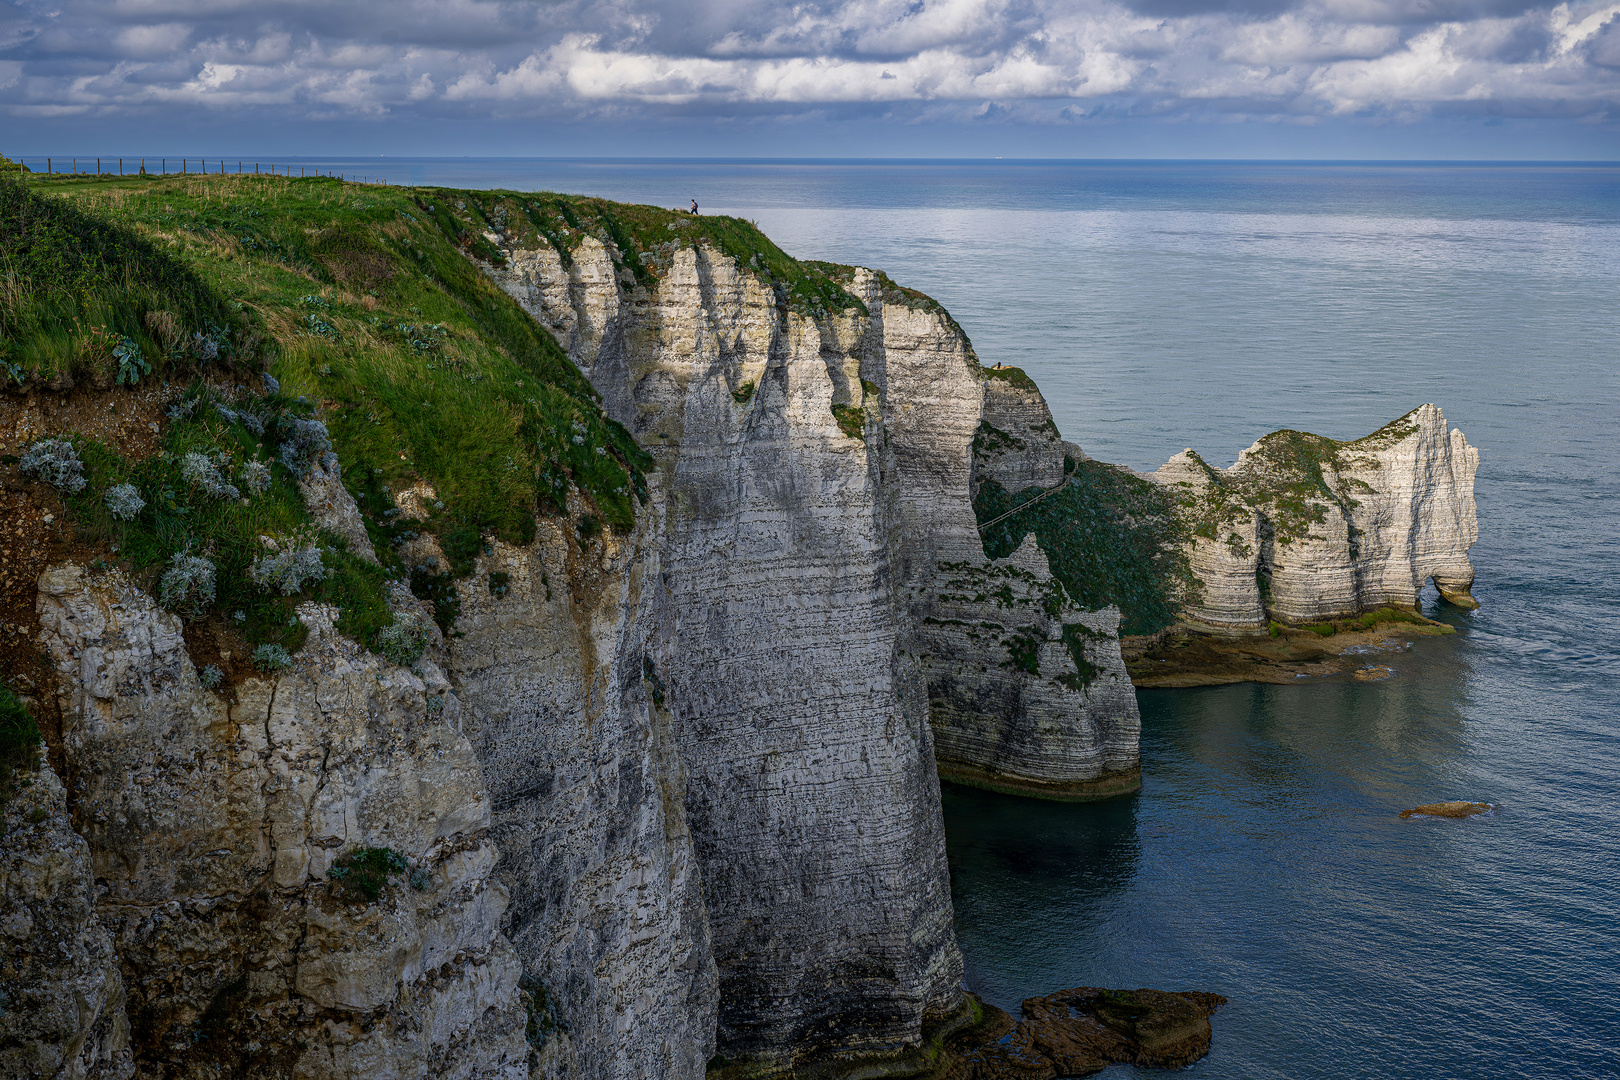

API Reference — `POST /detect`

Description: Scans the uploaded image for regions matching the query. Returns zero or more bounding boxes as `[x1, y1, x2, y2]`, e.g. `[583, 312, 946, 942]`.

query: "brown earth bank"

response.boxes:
[938, 987, 1227, 1078]
[1122, 610, 1456, 689]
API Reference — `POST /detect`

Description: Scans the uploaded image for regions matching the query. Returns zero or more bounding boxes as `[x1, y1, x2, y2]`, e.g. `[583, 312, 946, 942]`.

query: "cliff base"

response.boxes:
[940, 987, 1226, 1078]
[1124, 610, 1455, 688]
[939, 765, 1142, 803]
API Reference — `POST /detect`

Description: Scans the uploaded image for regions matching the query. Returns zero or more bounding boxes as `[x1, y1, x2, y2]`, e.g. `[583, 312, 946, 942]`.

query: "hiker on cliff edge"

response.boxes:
[691, 199, 699, 215]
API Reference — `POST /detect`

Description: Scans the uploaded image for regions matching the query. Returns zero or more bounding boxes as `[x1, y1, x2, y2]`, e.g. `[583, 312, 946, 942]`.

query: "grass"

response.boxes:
[326, 846, 408, 902]
[1171, 411, 1424, 551]
[976, 461, 1195, 637]
[1, 685, 42, 775]
[0, 168, 240, 388]
[6, 169, 657, 652]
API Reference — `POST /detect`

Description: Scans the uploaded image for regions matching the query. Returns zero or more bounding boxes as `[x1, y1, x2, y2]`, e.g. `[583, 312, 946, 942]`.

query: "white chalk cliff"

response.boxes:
[1150, 405, 1479, 630]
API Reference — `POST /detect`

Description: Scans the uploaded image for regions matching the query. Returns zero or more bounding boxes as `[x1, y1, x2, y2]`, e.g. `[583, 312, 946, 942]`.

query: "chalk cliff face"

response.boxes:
[32, 565, 530, 1080]
[448, 495, 719, 1080]
[484, 226, 1148, 1067]
[1151, 405, 1479, 629]
[491, 241, 972, 1072]
[12, 207, 1159, 1080]
[918, 373, 1139, 800]
[0, 759, 132, 1080]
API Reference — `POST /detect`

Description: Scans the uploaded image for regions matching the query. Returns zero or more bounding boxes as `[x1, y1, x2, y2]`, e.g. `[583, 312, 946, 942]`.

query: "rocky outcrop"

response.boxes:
[1151, 405, 1479, 630]
[34, 564, 529, 1080]
[0, 759, 132, 1080]
[944, 987, 1227, 1078]
[919, 370, 1139, 801]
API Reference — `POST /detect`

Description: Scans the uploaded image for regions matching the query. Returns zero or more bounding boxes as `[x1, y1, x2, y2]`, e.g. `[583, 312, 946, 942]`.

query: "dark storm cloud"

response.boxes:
[0, 0, 1615, 123]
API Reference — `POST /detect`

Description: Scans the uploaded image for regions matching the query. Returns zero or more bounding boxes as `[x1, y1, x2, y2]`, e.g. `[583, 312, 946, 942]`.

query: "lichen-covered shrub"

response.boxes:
[158, 553, 216, 618]
[20, 438, 86, 493]
[277, 417, 331, 476]
[180, 451, 241, 500]
[238, 460, 271, 494]
[375, 612, 427, 667]
[252, 643, 292, 672]
[104, 482, 146, 520]
[249, 544, 327, 596]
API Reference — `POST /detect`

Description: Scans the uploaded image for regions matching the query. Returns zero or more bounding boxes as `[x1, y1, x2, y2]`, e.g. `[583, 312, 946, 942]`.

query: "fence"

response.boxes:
[8, 157, 392, 185]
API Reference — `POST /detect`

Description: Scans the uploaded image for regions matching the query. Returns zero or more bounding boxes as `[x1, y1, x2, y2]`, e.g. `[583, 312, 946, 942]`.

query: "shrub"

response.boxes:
[20, 438, 86, 493]
[199, 665, 224, 689]
[375, 612, 427, 667]
[180, 451, 241, 500]
[113, 337, 150, 385]
[252, 643, 292, 672]
[104, 482, 146, 520]
[0, 686, 42, 775]
[327, 846, 408, 902]
[239, 460, 271, 494]
[1304, 623, 1336, 637]
[249, 544, 327, 595]
[1268, 620, 1283, 638]
[277, 417, 331, 476]
[159, 553, 216, 618]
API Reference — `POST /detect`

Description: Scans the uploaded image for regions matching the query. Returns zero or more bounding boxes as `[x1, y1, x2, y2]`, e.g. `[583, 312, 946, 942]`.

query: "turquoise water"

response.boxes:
[331, 160, 1619, 1076]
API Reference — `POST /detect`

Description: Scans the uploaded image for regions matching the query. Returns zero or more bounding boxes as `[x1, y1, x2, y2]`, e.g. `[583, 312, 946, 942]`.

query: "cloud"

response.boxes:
[0, 0, 1614, 127]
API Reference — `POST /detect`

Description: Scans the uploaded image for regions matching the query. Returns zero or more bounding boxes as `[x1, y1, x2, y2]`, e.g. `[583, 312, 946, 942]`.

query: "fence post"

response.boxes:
[46, 157, 50, 174]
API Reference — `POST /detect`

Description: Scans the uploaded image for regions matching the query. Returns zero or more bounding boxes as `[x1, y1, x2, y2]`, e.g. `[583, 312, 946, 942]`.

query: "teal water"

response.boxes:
[296, 160, 1620, 1076]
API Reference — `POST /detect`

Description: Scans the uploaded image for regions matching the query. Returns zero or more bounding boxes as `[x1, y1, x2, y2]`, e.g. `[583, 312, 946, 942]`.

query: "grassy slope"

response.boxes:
[0, 168, 678, 661]
[1, 167, 1005, 667]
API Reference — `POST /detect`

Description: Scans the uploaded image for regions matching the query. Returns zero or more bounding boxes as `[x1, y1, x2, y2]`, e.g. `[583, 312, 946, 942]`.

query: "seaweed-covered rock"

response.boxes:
[942, 987, 1227, 1078]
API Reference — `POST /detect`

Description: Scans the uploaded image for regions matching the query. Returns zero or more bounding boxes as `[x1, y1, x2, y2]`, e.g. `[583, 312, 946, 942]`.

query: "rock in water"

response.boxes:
[943, 987, 1228, 1077]
[1151, 405, 1479, 630]
[1401, 801, 1493, 819]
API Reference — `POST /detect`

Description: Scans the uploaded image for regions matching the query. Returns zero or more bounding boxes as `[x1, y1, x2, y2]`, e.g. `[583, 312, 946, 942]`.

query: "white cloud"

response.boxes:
[0, 0, 1613, 125]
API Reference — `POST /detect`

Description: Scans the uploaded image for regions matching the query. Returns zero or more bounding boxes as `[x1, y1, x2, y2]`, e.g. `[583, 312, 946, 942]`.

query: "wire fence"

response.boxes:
[8, 156, 392, 185]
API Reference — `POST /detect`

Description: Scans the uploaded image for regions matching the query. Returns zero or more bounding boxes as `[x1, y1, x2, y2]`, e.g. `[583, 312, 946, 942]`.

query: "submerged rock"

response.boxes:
[1400, 801, 1493, 819]
[943, 987, 1227, 1078]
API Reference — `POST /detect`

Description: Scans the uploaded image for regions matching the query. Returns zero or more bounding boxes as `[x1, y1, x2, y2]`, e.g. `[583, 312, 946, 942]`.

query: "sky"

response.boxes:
[2, 0, 1618, 159]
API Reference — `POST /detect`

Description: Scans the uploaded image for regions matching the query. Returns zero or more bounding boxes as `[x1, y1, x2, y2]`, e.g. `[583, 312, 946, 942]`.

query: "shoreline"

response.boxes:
[1122, 611, 1456, 688]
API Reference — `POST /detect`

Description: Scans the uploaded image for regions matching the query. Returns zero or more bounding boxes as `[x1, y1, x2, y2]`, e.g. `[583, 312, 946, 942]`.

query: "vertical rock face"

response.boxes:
[33, 565, 529, 1080]
[448, 496, 719, 1080]
[1151, 405, 1480, 629]
[0, 759, 132, 1080]
[487, 234, 1144, 1067]
[898, 358, 1140, 802]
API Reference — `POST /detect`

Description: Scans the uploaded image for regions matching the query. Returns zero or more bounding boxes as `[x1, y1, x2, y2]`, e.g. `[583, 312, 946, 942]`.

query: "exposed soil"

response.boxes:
[941, 986, 1227, 1078]
[0, 385, 174, 772]
[1122, 618, 1452, 688]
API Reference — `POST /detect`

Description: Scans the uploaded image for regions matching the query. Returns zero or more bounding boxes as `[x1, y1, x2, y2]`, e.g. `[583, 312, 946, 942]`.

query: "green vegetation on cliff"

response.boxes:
[1, 170, 652, 657]
[976, 460, 1194, 637]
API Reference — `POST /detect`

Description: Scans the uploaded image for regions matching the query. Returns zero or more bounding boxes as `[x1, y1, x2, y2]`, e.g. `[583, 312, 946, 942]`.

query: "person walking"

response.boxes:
[690, 199, 699, 215]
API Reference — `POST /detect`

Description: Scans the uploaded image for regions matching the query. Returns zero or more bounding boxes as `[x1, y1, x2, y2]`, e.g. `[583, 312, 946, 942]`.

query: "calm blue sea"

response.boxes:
[302, 159, 1620, 1078]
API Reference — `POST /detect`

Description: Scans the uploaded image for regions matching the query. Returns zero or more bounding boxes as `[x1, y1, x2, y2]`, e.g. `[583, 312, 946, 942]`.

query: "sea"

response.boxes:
[261, 158, 1620, 1078]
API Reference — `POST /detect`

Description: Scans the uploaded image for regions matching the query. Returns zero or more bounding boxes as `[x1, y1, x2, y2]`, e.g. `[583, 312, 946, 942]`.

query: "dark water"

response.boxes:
[226, 159, 1620, 1076]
